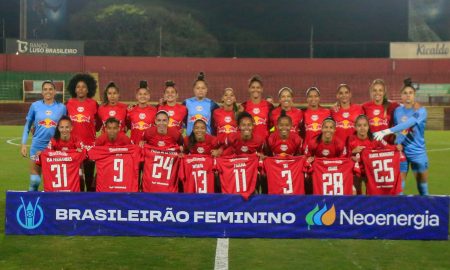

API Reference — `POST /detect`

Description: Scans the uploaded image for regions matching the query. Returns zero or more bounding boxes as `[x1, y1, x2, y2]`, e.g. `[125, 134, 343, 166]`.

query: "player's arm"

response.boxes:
[21, 103, 36, 156]
[374, 108, 426, 140]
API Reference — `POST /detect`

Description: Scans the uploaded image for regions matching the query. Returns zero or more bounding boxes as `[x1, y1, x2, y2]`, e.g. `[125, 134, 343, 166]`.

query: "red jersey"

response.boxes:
[66, 98, 98, 146]
[216, 154, 259, 196]
[331, 104, 364, 142]
[302, 107, 331, 146]
[267, 132, 302, 156]
[183, 134, 220, 155]
[213, 108, 238, 144]
[127, 105, 157, 144]
[312, 158, 354, 195]
[40, 149, 86, 192]
[95, 133, 131, 146]
[143, 126, 182, 151]
[179, 155, 215, 193]
[223, 132, 265, 156]
[362, 101, 399, 143]
[142, 147, 181, 193]
[304, 136, 347, 158]
[361, 149, 402, 195]
[157, 103, 187, 130]
[269, 107, 303, 133]
[263, 156, 306, 195]
[88, 145, 140, 192]
[97, 102, 128, 133]
[47, 136, 81, 151]
[241, 100, 274, 139]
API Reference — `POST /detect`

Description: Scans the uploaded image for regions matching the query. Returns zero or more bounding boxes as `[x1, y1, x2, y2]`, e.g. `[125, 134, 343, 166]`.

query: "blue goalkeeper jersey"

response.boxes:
[183, 97, 219, 135]
[392, 105, 427, 157]
[21, 100, 67, 146]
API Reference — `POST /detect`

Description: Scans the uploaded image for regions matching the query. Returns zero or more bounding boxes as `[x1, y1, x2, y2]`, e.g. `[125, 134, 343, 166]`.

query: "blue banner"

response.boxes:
[5, 191, 449, 240]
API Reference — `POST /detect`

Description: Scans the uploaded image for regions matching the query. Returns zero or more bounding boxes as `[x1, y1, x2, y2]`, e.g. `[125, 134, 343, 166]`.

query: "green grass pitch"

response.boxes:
[0, 126, 448, 269]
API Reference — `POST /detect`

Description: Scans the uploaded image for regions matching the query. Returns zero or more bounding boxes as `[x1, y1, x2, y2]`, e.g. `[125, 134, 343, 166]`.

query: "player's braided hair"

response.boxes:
[67, 73, 97, 98]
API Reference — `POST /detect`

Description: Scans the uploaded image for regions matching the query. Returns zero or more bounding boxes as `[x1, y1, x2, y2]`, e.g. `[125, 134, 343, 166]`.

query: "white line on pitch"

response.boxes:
[427, 148, 450, 152]
[6, 137, 23, 146]
[214, 238, 229, 270]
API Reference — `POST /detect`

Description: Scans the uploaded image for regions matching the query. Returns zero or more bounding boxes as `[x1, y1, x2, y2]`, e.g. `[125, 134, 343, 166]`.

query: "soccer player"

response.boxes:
[141, 110, 183, 152]
[184, 119, 222, 157]
[65, 73, 98, 191]
[21, 80, 66, 191]
[223, 111, 265, 156]
[95, 117, 131, 146]
[97, 82, 128, 133]
[331, 84, 363, 143]
[304, 118, 347, 162]
[267, 110, 303, 156]
[47, 116, 82, 151]
[183, 72, 219, 135]
[157, 80, 187, 131]
[127, 80, 157, 144]
[346, 115, 394, 194]
[240, 75, 274, 140]
[362, 79, 399, 144]
[270, 87, 303, 134]
[373, 78, 429, 195]
[213, 87, 238, 145]
[302, 87, 331, 149]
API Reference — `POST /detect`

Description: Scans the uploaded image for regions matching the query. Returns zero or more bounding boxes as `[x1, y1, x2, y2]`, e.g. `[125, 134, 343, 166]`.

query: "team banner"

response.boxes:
[5, 191, 449, 240]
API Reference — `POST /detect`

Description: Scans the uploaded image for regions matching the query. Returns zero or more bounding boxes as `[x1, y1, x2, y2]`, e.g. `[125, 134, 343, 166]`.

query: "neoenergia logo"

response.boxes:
[16, 197, 44, 229]
[305, 204, 336, 230]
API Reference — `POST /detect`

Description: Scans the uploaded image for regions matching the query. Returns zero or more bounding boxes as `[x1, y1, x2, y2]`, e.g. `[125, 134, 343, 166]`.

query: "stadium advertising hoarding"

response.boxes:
[5, 192, 449, 240]
[390, 42, 450, 59]
[6, 39, 84, 56]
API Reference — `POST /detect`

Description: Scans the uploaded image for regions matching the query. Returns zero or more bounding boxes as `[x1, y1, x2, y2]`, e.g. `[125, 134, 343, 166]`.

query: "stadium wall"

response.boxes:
[1, 54, 449, 128]
[2, 54, 450, 103]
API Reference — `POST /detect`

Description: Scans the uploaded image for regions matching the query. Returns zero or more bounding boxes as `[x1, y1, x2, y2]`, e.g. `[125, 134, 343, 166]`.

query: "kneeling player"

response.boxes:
[95, 117, 131, 146]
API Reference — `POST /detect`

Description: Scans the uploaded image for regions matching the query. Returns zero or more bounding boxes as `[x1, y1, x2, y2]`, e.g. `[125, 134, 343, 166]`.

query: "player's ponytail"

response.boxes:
[193, 72, 207, 87]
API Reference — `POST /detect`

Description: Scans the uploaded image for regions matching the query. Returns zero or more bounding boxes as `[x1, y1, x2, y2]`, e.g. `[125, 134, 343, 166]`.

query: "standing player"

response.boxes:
[373, 78, 429, 195]
[21, 80, 66, 191]
[270, 87, 303, 134]
[213, 88, 238, 145]
[95, 117, 131, 146]
[331, 84, 363, 143]
[184, 119, 222, 157]
[223, 111, 265, 156]
[302, 87, 331, 149]
[141, 110, 183, 152]
[157, 80, 187, 131]
[362, 79, 399, 144]
[127, 80, 157, 144]
[240, 75, 274, 140]
[267, 110, 303, 156]
[97, 82, 128, 134]
[183, 72, 219, 135]
[66, 73, 98, 191]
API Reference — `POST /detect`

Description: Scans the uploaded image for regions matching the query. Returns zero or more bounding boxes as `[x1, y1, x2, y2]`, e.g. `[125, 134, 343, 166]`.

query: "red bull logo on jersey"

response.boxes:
[109, 110, 116, 117]
[71, 114, 90, 123]
[306, 204, 336, 230]
[369, 117, 387, 127]
[132, 121, 150, 131]
[224, 116, 232, 123]
[307, 122, 321, 131]
[77, 107, 85, 113]
[336, 119, 353, 129]
[218, 124, 237, 134]
[196, 147, 205, 154]
[189, 114, 208, 123]
[280, 144, 288, 152]
[38, 118, 57, 128]
[253, 116, 266, 125]
[168, 118, 181, 127]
